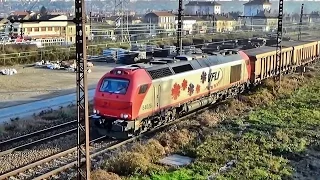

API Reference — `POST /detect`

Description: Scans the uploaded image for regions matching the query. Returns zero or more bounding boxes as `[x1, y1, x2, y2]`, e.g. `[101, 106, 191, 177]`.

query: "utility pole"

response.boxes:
[89, 11, 92, 55]
[114, 0, 130, 45]
[298, 3, 304, 41]
[276, 0, 284, 87]
[9, 1, 91, 178]
[20, 23, 23, 41]
[177, 0, 183, 55]
[75, 0, 90, 178]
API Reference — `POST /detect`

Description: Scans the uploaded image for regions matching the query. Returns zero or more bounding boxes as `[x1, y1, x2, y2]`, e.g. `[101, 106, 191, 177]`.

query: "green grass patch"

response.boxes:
[128, 75, 320, 179]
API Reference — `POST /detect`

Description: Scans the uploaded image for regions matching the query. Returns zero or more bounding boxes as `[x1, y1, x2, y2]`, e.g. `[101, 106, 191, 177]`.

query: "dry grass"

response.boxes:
[197, 110, 220, 127]
[157, 129, 195, 153]
[0, 106, 79, 140]
[105, 151, 151, 175]
[104, 139, 166, 175]
[132, 139, 166, 162]
[103, 131, 195, 176]
[0, 118, 55, 139]
[0, 102, 96, 140]
[91, 169, 122, 180]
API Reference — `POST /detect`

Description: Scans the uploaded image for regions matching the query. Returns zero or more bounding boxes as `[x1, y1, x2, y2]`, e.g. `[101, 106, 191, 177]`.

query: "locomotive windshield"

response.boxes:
[99, 78, 129, 94]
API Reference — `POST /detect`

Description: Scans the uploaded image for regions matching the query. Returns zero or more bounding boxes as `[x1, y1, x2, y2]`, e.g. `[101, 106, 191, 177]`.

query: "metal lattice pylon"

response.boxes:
[75, 0, 91, 178]
[6, 1, 91, 179]
[298, 3, 304, 40]
[177, 0, 183, 56]
[275, 0, 284, 87]
[114, 0, 131, 45]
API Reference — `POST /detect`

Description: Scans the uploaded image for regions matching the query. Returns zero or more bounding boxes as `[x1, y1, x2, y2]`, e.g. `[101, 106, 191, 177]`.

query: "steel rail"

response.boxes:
[0, 135, 110, 179]
[0, 105, 209, 179]
[0, 128, 77, 157]
[0, 120, 77, 156]
[0, 120, 77, 146]
[29, 105, 213, 180]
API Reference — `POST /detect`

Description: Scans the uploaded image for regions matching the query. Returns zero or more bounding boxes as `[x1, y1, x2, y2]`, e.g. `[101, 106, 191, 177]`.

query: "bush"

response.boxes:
[91, 169, 121, 180]
[157, 129, 195, 152]
[104, 139, 166, 176]
[104, 152, 151, 175]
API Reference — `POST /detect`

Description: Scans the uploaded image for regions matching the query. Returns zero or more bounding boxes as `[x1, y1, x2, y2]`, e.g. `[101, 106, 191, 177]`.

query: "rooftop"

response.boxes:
[244, 0, 272, 6]
[254, 10, 277, 18]
[146, 11, 175, 17]
[29, 14, 61, 21]
[7, 15, 28, 21]
[201, 14, 236, 21]
[185, 1, 221, 6]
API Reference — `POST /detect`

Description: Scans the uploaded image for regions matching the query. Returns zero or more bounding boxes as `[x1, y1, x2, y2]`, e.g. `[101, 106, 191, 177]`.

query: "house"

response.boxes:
[207, 14, 238, 32]
[181, 14, 237, 34]
[4, 13, 91, 43]
[175, 16, 199, 35]
[4, 11, 35, 38]
[65, 16, 91, 43]
[144, 11, 175, 32]
[23, 14, 69, 39]
[243, 0, 271, 17]
[184, 1, 221, 16]
[248, 10, 277, 32]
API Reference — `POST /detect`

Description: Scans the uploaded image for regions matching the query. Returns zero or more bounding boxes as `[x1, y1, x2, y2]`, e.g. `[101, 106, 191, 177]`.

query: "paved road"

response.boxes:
[0, 89, 96, 123]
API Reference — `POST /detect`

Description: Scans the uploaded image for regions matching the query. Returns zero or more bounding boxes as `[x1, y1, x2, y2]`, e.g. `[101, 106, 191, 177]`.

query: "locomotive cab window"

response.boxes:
[100, 78, 129, 95]
[139, 84, 148, 94]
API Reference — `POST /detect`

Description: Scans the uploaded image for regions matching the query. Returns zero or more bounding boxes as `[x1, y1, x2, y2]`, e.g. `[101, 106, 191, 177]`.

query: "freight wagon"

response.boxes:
[91, 39, 320, 139]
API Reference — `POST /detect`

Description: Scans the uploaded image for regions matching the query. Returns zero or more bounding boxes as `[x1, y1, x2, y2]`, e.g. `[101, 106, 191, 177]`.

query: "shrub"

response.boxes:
[91, 169, 121, 180]
[104, 152, 151, 175]
[158, 128, 194, 152]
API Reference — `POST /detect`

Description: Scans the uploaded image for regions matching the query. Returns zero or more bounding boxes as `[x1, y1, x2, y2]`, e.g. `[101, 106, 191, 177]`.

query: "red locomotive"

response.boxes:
[91, 40, 319, 139]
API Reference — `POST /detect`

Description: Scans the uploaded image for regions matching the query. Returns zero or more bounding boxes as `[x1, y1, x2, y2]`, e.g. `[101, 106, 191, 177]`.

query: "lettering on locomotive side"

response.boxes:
[208, 69, 223, 83]
[208, 71, 220, 82]
[142, 103, 152, 110]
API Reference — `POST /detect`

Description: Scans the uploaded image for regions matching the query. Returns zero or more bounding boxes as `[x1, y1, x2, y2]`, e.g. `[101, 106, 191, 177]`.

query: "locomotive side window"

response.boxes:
[139, 84, 148, 94]
[100, 78, 129, 95]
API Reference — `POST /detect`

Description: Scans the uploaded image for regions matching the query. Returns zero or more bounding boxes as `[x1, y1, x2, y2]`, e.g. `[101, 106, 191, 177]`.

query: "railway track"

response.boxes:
[0, 120, 77, 157]
[0, 135, 117, 180]
[0, 104, 211, 180]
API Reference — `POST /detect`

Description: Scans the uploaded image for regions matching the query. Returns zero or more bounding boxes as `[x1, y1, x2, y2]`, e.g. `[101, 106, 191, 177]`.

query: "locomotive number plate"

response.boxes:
[142, 103, 152, 110]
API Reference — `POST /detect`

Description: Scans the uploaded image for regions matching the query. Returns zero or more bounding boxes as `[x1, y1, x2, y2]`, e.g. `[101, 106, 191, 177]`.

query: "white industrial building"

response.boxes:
[184, 1, 221, 16]
[243, 0, 271, 16]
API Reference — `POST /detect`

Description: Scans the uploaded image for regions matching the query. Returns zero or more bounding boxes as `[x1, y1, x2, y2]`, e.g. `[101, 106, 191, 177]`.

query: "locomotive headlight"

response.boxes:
[120, 113, 129, 119]
[123, 114, 129, 119]
[93, 109, 99, 114]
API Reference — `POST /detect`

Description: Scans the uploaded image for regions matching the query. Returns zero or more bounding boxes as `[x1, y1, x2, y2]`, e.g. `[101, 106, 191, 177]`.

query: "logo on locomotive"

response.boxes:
[207, 68, 223, 83]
